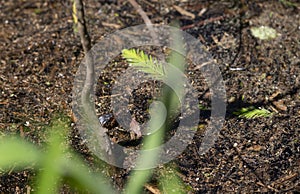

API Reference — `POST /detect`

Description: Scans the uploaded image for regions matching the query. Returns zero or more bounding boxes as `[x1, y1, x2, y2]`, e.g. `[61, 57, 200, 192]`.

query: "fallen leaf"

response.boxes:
[250, 26, 278, 40]
[130, 117, 142, 138]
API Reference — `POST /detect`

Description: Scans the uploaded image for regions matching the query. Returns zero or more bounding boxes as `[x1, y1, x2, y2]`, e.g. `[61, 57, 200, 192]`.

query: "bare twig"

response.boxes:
[127, 0, 158, 43]
[127, 0, 152, 27]
[270, 173, 298, 187]
[73, 0, 95, 131]
[73, 0, 116, 163]
[73, 0, 91, 54]
[144, 183, 161, 194]
[73, 0, 94, 110]
[181, 15, 226, 30]
[173, 5, 195, 19]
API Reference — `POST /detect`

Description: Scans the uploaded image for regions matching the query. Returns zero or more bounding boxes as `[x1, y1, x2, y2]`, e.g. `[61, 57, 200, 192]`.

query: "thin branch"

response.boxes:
[74, 0, 91, 54]
[127, 0, 158, 43]
[73, 0, 117, 164]
[73, 0, 95, 125]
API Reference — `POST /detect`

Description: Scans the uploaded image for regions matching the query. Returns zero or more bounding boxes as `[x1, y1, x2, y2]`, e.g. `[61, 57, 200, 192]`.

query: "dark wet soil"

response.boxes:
[0, 0, 299, 193]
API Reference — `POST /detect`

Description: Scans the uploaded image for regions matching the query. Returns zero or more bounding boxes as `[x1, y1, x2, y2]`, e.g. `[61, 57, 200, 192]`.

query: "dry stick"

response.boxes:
[73, 0, 115, 162]
[74, 0, 93, 113]
[127, 0, 158, 43]
[144, 183, 161, 194]
[127, 0, 151, 26]
[181, 15, 226, 30]
[74, 0, 91, 54]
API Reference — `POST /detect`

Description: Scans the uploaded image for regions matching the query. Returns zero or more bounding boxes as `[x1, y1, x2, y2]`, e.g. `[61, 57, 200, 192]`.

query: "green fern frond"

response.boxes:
[233, 106, 273, 119]
[122, 49, 165, 79]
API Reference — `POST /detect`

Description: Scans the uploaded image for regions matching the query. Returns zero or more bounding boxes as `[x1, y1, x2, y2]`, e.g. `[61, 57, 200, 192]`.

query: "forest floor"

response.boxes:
[0, 0, 299, 193]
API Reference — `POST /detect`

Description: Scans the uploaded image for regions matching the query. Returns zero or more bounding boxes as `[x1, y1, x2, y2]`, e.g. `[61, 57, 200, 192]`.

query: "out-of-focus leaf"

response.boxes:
[124, 25, 187, 194]
[159, 164, 191, 194]
[0, 138, 41, 170]
[36, 116, 69, 194]
[61, 155, 117, 194]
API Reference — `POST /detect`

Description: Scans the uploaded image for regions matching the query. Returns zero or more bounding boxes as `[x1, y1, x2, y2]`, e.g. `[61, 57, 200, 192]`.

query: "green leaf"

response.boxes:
[233, 106, 273, 119]
[159, 163, 191, 194]
[36, 116, 70, 194]
[124, 104, 164, 193]
[122, 49, 165, 79]
[60, 155, 117, 194]
[0, 137, 41, 170]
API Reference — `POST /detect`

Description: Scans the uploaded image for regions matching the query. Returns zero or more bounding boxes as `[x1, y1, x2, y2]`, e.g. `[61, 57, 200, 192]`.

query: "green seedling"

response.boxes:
[233, 106, 273, 119]
[122, 49, 165, 80]
[122, 31, 189, 193]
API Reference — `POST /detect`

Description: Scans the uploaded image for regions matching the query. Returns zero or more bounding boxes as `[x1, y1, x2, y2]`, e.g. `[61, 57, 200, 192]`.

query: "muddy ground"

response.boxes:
[0, 0, 299, 193]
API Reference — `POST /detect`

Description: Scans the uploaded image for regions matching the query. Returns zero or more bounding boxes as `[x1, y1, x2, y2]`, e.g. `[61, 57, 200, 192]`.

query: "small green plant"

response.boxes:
[122, 49, 165, 79]
[233, 106, 273, 119]
[122, 39, 189, 193]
